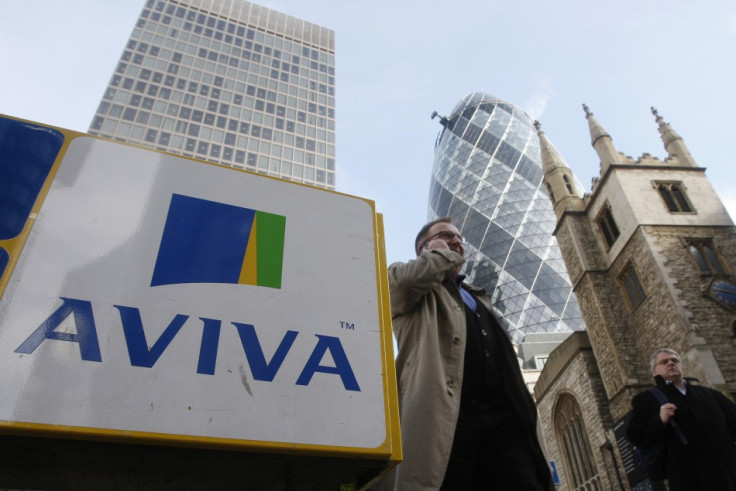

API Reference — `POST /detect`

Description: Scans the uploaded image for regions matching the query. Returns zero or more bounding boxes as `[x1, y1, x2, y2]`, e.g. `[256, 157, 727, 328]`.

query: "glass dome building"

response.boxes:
[428, 92, 585, 342]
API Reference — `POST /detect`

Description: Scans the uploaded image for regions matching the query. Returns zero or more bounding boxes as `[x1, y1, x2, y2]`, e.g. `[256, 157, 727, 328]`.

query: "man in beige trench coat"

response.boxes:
[378, 218, 554, 490]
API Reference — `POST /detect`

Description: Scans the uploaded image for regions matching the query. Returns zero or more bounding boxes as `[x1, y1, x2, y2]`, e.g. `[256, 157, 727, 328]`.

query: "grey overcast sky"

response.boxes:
[1, 0, 734, 265]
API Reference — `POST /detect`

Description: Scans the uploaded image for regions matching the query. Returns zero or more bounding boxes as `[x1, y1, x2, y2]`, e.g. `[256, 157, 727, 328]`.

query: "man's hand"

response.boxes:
[424, 238, 451, 251]
[659, 403, 677, 424]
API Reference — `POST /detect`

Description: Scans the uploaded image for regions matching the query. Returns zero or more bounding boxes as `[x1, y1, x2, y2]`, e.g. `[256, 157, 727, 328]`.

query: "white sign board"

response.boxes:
[0, 127, 395, 458]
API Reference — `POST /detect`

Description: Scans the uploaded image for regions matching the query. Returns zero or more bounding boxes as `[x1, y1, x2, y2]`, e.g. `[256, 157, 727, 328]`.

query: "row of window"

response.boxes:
[126, 17, 335, 101]
[594, 180, 728, 309]
[126, 30, 334, 88]
[139, 4, 334, 71]
[145, 1, 333, 63]
[113, 34, 336, 124]
[101, 124, 335, 187]
[93, 111, 333, 157]
[618, 239, 729, 312]
[103, 78, 334, 130]
[97, 93, 334, 142]
[121, 44, 334, 95]
[596, 181, 695, 250]
[116, 49, 334, 105]
[93, 115, 334, 164]
[113, 57, 333, 103]
[102, 88, 328, 123]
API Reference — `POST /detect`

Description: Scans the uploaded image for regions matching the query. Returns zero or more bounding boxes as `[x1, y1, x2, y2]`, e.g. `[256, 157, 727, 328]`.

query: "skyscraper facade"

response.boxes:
[89, 0, 336, 189]
[428, 92, 585, 342]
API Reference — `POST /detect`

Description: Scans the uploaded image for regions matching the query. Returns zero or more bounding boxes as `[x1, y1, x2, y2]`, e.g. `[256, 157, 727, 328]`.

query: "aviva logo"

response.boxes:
[151, 194, 286, 288]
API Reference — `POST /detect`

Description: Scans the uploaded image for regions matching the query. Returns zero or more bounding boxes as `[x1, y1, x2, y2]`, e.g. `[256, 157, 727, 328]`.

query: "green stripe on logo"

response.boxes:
[255, 211, 286, 288]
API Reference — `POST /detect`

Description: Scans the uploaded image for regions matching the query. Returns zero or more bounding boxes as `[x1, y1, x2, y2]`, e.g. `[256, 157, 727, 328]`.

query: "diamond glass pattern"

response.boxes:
[428, 93, 585, 342]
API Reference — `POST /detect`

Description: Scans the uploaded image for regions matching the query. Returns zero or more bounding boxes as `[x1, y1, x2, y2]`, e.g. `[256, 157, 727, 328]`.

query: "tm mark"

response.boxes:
[340, 321, 355, 330]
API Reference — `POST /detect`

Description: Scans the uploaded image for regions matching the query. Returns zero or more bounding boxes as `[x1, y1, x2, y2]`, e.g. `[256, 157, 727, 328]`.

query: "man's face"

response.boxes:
[653, 352, 683, 383]
[420, 222, 465, 258]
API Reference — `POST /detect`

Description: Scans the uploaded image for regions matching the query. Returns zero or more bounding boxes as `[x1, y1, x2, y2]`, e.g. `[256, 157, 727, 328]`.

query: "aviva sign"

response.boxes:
[0, 115, 400, 469]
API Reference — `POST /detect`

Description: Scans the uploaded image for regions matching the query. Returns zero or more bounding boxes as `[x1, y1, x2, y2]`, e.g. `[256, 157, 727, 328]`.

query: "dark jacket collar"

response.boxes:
[454, 274, 486, 295]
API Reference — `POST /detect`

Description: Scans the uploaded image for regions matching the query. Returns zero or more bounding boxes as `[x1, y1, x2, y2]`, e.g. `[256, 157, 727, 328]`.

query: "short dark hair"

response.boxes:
[415, 217, 454, 255]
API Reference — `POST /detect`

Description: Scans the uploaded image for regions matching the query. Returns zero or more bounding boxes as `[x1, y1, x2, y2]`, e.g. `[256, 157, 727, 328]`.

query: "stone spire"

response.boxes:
[652, 107, 697, 167]
[583, 104, 621, 176]
[535, 121, 583, 219]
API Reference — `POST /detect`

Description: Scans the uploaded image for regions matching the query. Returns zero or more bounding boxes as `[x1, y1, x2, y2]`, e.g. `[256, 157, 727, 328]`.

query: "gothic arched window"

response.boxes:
[687, 239, 727, 276]
[595, 204, 620, 249]
[554, 393, 602, 490]
[618, 261, 647, 310]
[656, 181, 693, 213]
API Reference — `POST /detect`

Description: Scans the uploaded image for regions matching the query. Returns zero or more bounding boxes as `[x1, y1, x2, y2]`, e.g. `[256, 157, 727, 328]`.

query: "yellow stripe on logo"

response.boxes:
[239, 217, 258, 285]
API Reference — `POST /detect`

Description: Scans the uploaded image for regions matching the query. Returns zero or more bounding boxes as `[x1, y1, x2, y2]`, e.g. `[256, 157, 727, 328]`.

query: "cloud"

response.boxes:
[524, 80, 554, 121]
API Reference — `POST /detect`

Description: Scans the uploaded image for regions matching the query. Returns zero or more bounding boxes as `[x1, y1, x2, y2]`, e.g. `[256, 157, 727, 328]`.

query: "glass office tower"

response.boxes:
[89, 0, 336, 189]
[428, 92, 585, 342]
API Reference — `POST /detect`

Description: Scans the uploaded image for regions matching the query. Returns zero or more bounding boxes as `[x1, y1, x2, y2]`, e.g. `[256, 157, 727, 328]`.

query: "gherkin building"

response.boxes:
[428, 92, 585, 342]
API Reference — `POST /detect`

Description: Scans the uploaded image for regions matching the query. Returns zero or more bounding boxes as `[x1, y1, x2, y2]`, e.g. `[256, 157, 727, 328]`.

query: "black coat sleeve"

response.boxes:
[627, 390, 671, 449]
[710, 388, 736, 442]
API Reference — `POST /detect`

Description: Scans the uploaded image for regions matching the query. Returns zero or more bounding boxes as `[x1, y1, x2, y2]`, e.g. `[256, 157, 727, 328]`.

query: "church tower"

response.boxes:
[540, 106, 736, 421]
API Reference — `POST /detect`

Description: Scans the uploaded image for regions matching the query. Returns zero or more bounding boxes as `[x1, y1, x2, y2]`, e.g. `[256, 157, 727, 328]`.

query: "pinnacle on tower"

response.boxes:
[536, 121, 567, 174]
[583, 103, 621, 175]
[651, 107, 696, 167]
[536, 120, 583, 217]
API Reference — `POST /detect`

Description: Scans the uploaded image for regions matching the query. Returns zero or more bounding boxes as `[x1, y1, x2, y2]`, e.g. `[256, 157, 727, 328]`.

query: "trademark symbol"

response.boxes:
[340, 321, 355, 330]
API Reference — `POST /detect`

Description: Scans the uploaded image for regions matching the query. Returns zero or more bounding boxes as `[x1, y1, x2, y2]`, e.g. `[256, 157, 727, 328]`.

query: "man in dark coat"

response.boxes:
[627, 348, 736, 490]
